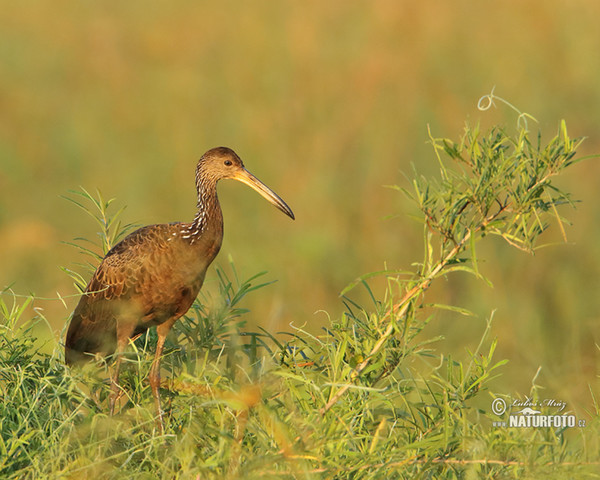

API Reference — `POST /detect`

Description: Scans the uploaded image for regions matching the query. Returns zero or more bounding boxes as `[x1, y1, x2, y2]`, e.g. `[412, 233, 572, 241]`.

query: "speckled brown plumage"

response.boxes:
[65, 147, 294, 430]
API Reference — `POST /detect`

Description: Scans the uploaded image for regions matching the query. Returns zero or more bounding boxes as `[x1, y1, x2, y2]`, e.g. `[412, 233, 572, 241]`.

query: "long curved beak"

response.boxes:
[232, 168, 295, 220]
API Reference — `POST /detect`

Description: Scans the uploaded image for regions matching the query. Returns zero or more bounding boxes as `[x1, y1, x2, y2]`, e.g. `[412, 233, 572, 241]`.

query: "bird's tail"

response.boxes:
[65, 312, 117, 366]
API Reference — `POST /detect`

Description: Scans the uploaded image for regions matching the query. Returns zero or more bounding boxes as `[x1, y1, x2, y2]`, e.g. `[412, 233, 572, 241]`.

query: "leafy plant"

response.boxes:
[322, 100, 583, 415]
[1, 98, 598, 479]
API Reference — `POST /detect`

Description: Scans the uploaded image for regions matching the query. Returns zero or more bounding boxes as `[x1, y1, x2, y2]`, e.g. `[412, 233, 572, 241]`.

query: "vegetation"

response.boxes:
[2, 103, 599, 478]
[3, 3, 600, 436]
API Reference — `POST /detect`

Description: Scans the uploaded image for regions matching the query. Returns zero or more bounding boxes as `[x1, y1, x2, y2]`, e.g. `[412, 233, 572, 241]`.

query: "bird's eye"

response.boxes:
[224, 160, 232, 166]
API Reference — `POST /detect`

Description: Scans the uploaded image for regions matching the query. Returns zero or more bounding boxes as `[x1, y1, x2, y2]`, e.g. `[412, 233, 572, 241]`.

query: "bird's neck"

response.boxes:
[183, 180, 222, 238]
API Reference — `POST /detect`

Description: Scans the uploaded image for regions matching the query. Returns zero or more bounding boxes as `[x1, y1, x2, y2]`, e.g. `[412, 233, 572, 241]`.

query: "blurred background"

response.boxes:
[1, 1, 599, 412]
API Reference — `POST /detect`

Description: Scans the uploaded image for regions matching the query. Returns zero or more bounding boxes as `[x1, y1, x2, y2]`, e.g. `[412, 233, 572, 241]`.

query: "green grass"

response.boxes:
[2, 109, 599, 478]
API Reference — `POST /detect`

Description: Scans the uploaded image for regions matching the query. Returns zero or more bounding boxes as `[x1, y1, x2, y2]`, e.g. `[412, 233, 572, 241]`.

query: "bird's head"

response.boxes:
[196, 147, 295, 220]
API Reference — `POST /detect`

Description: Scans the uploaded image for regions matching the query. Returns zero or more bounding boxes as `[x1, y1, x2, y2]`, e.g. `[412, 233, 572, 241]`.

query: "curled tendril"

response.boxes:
[478, 86, 538, 130]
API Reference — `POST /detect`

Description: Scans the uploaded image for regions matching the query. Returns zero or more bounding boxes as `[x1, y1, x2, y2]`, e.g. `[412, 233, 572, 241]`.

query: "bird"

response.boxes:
[65, 147, 294, 430]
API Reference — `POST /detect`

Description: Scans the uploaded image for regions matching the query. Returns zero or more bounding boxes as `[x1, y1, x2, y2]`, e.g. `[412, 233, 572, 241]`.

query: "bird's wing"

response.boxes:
[66, 225, 168, 361]
[84, 226, 159, 300]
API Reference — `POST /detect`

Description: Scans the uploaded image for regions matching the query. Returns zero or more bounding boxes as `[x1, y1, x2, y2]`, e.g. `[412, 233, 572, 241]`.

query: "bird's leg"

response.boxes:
[109, 339, 127, 415]
[149, 335, 166, 431]
[150, 318, 177, 433]
[109, 319, 136, 415]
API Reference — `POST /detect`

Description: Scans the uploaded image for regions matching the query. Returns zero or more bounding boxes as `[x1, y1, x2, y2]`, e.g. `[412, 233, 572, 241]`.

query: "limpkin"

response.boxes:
[65, 147, 294, 429]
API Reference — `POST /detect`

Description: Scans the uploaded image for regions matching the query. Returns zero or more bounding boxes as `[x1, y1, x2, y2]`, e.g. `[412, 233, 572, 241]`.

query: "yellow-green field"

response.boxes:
[2, 0, 600, 450]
